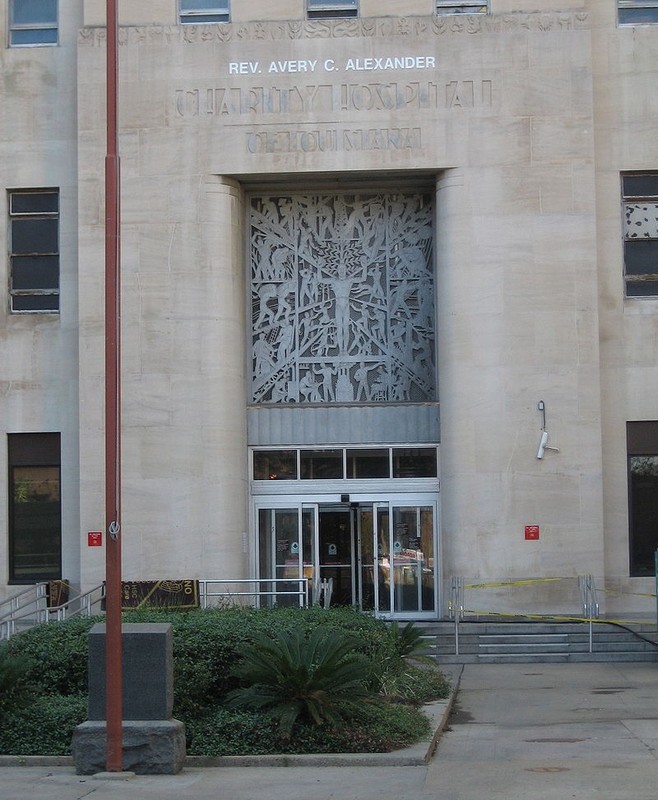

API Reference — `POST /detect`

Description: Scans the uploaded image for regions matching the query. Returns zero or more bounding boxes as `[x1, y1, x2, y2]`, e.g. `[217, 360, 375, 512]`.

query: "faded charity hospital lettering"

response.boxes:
[175, 80, 493, 116]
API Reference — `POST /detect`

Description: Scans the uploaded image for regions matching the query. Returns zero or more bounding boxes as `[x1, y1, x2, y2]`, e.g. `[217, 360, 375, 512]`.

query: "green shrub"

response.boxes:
[0, 607, 449, 756]
[0, 645, 36, 720]
[377, 664, 451, 704]
[124, 606, 397, 718]
[4, 617, 98, 696]
[187, 709, 281, 755]
[187, 702, 429, 756]
[226, 627, 373, 737]
[384, 621, 435, 665]
[0, 694, 87, 755]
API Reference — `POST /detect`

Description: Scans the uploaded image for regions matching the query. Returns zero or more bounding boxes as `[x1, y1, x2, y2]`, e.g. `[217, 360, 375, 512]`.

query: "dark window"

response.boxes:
[392, 447, 437, 478]
[619, 1, 658, 24]
[622, 174, 658, 297]
[301, 449, 343, 479]
[9, 0, 58, 46]
[179, 0, 229, 23]
[9, 189, 59, 313]
[8, 433, 61, 583]
[627, 422, 658, 576]
[253, 447, 438, 480]
[253, 450, 297, 480]
[436, 1, 488, 13]
[307, 1, 358, 19]
[346, 448, 390, 478]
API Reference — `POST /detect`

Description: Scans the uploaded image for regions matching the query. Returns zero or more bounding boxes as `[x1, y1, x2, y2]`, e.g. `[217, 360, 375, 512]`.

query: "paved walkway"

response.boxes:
[428, 662, 658, 799]
[1, 662, 658, 799]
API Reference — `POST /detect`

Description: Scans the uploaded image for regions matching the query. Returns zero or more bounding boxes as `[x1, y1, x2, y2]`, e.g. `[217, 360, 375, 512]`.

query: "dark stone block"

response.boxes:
[72, 720, 186, 775]
[87, 623, 173, 721]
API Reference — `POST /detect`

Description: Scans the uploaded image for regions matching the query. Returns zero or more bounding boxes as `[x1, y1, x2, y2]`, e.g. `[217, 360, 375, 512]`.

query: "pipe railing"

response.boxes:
[447, 574, 610, 656]
[578, 574, 600, 619]
[578, 573, 599, 653]
[0, 583, 105, 640]
[447, 576, 464, 655]
[0, 582, 48, 616]
[0, 584, 49, 640]
[198, 578, 309, 609]
[1, 579, 311, 639]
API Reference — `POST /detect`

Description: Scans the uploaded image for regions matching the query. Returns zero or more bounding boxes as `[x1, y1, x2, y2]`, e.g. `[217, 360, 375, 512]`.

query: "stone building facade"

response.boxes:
[1, 0, 657, 619]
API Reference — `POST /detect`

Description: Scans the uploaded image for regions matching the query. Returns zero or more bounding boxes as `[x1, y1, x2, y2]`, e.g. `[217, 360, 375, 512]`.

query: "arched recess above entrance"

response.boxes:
[234, 170, 442, 449]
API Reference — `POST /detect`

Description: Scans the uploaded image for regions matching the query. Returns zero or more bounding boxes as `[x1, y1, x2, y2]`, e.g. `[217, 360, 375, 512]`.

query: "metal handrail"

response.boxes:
[0, 583, 48, 618]
[448, 576, 464, 621]
[198, 578, 309, 608]
[0, 583, 105, 640]
[448, 576, 464, 655]
[54, 584, 105, 620]
[0, 584, 50, 639]
[579, 574, 599, 619]
[578, 574, 599, 653]
[448, 575, 606, 656]
[1, 579, 309, 638]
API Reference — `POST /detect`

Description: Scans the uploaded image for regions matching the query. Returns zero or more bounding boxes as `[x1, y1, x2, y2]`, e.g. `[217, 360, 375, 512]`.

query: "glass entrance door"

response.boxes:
[318, 506, 354, 606]
[390, 504, 435, 614]
[255, 495, 438, 618]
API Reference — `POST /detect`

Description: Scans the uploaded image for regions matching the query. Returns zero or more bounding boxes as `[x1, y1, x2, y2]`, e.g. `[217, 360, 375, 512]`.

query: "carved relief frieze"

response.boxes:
[249, 193, 435, 406]
[78, 12, 589, 45]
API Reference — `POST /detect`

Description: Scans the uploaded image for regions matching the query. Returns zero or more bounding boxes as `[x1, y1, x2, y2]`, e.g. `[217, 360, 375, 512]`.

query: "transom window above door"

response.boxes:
[252, 446, 438, 481]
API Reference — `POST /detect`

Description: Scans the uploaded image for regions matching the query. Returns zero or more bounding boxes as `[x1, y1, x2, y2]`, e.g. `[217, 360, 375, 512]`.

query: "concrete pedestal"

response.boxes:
[72, 622, 186, 775]
[72, 719, 186, 775]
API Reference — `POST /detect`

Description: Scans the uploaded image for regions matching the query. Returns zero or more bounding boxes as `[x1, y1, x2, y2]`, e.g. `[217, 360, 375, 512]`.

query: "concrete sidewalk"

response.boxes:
[1, 662, 657, 799]
[428, 661, 658, 800]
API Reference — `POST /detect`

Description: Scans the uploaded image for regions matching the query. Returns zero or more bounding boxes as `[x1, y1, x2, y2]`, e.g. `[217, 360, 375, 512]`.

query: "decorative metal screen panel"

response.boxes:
[250, 193, 435, 404]
[625, 203, 658, 239]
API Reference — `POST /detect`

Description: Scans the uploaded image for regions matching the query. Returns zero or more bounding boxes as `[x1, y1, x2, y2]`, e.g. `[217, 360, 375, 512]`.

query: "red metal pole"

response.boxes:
[105, 0, 122, 773]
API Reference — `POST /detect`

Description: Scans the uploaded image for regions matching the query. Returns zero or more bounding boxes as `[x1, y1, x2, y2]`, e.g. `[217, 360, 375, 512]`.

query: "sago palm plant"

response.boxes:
[385, 621, 434, 666]
[225, 627, 373, 738]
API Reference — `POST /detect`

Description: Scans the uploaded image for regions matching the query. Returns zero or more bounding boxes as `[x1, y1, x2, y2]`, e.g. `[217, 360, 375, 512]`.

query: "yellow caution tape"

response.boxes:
[461, 609, 658, 626]
[598, 588, 656, 599]
[465, 578, 566, 589]
[463, 578, 656, 599]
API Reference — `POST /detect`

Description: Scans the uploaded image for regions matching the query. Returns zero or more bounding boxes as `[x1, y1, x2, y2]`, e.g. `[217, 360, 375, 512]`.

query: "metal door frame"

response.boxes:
[253, 493, 440, 619]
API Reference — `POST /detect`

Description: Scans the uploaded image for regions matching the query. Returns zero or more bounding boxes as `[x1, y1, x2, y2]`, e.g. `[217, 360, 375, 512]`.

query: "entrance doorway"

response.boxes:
[256, 495, 438, 618]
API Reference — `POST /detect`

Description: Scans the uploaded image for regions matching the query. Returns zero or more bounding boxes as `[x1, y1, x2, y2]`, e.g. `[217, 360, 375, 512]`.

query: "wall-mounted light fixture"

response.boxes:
[536, 400, 560, 459]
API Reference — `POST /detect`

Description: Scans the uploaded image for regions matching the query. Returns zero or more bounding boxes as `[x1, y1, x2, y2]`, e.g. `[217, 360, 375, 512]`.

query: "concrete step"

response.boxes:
[425, 619, 658, 630]
[424, 620, 658, 663]
[438, 651, 658, 664]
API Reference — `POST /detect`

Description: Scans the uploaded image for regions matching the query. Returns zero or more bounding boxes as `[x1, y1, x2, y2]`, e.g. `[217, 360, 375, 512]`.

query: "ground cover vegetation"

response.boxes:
[0, 607, 450, 756]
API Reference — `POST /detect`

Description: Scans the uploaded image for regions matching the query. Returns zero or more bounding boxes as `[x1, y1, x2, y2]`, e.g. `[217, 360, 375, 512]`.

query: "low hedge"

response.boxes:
[186, 702, 430, 756]
[0, 694, 87, 756]
[0, 607, 449, 756]
[3, 616, 96, 697]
